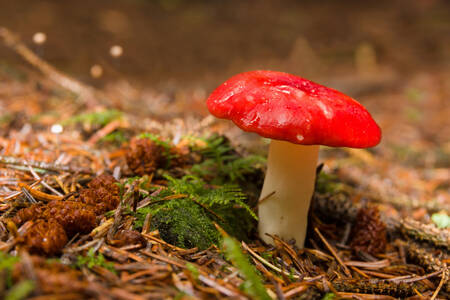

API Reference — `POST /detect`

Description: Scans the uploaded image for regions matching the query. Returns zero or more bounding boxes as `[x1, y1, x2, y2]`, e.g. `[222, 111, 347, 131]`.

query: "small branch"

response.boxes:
[314, 227, 352, 277]
[0, 155, 93, 174]
[400, 218, 450, 251]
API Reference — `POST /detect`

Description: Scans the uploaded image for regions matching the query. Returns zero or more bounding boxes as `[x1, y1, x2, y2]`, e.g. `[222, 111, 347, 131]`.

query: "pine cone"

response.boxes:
[78, 173, 120, 214]
[79, 186, 119, 215]
[88, 173, 119, 192]
[22, 219, 68, 255]
[126, 137, 165, 175]
[350, 206, 387, 255]
[43, 201, 97, 237]
[12, 204, 45, 226]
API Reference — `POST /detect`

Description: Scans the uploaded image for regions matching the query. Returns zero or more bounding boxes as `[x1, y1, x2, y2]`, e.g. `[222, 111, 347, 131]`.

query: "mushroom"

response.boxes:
[206, 70, 381, 248]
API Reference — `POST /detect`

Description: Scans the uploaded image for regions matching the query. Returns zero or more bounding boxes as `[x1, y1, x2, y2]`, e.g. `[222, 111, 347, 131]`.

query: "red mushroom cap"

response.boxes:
[207, 70, 381, 148]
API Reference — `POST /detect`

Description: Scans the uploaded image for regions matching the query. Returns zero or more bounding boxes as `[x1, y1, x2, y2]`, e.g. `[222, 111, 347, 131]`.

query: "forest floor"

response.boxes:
[0, 1, 449, 299]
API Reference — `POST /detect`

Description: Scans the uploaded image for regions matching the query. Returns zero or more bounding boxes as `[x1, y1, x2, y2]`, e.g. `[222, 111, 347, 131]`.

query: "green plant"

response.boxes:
[5, 281, 34, 300]
[315, 171, 344, 194]
[62, 109, 123, 127]
[0, 252, 34, 300]
[185, 263, 200, 280]
[133, 175, 257, 249]
[321, 293, 336, 300]
[0, 252, 20, 288]
[75, 248, 116, 274]
[431, 212, 450, 228]
[191, 135, 266, 184]
[100, 130, 127, 144]
[221, 236, 271, 300]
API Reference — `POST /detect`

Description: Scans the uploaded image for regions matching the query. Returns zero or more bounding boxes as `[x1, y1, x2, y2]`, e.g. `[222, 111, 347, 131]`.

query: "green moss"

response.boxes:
[213, 205, 256, 242]
[315, 171, 344, 195]
[151, 199, 220, 249]
[133, 175, 257, 250]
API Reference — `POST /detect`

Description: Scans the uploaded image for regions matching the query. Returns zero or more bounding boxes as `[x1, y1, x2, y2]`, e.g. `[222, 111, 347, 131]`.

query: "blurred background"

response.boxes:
[1, 0, 448, 87]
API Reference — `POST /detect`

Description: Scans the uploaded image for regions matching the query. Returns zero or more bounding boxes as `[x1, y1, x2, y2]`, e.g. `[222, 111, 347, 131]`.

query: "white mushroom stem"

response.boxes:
[258, 140, 319, 248]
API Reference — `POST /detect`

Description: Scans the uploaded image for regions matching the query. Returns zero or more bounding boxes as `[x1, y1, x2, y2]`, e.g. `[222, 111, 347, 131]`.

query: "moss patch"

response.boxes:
[151, 199, 220, 250]
[133, 175, 257, 250]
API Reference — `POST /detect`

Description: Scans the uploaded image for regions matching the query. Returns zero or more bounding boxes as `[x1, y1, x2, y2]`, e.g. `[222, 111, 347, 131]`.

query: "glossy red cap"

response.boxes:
[207, 70, 381, 148]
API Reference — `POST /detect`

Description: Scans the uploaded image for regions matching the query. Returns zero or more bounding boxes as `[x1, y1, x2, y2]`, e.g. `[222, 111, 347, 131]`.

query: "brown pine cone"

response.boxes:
[43, 201, 97, 237]
[88, 173, 119, 192]
[78, 173, 120, 214]
[22, 219, 68, 256]
[350, 206, 387, 255]
[168, 145, 190, 169]
[79, 186, 120, 215]
[12, 204, 45, 226]
[126, 137, 165, 175]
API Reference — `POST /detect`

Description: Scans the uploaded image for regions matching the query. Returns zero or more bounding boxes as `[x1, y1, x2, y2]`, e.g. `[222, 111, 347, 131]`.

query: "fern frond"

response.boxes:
[191, 134, 266, 184]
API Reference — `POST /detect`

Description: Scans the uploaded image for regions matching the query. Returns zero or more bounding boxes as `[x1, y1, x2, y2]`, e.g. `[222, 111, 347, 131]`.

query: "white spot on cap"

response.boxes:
[246, 95, 255, 102]
[317, 101, 333, 119]
[297, 134, 304, 141]
[293, 89, 305, 99]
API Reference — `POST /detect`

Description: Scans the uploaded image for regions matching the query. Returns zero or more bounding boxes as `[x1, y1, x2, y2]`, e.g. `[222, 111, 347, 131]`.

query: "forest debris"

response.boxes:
[78, 173, 120, 214]
[349, 206, 387, 255]
[332, 279, 427, 297]
[241, 241, 300, 280]
[17, 182, 64, 202]
[126, 136, 165, 176]
[13, 256, 89, 295]
[0, 59, 448, 299]
[110, 230, 146, 248]
[401, 218, 450, 250]
[20, 219, 68, 256]
[87, 119, 123, 145]
[314, 227, 352, 277]
[13, 201, 97, 237]
[313, 187, 450, 251]
[404, 241, 449, 293]
[0, 155, 93, 174]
